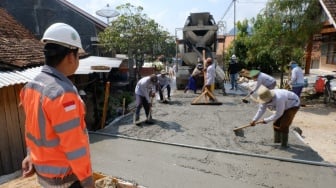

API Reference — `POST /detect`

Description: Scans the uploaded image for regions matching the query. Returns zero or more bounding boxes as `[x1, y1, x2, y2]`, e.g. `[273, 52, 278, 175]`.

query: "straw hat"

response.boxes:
[256, 86, 275, 103]
[249, 70, 260, 78]
[160, 70, 168, 75]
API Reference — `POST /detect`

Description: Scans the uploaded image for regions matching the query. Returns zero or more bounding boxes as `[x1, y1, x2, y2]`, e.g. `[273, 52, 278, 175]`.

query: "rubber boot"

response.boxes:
[274, 131, 281, 143]
[133, 113, 140, 124]
[280, 133, 288, 148]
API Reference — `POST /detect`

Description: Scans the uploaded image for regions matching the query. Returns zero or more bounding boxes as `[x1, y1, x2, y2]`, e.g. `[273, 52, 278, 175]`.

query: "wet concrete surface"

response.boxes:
[89, 83, 336, 188]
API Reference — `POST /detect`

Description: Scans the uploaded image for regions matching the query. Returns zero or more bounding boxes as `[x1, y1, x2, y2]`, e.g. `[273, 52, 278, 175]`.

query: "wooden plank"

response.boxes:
[0, 87, 13, 175]
[3, 86, 25, 172]
[15, 84, 27, 150]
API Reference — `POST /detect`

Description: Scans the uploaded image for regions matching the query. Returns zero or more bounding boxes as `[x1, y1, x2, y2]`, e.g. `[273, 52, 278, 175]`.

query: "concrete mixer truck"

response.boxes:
[175, 12, 225, 90]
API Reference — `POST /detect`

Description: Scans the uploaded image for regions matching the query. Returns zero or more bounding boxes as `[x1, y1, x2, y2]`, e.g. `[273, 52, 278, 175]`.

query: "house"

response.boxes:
[0, 0, 108, 56]
[0, 5, 125, 176]
[0, 8, 45, 176]
[314, 0, 336, 71]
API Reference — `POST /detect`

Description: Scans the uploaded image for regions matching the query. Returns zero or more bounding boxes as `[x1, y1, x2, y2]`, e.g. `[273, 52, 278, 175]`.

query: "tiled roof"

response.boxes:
[321, 0, 336, 28]
[0, 8, 44, 69]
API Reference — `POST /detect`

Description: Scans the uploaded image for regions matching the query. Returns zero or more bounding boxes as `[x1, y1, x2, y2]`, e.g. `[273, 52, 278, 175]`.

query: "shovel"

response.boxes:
[147, 96, 154, 123]
[241, 92, 259, 104]
[241, 94, 250, 103]
[233, 121, 263, 137]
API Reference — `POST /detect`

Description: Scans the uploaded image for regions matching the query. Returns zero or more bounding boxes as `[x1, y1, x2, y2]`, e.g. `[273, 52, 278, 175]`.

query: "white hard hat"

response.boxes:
[231, 54, 237, 60]
[41, 23, 84, 52]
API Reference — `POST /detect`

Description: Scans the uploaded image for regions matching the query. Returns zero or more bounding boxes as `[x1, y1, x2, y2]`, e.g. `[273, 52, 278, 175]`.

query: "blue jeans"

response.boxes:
[230, 73, 238, 89]
[292, 86, 303, 97]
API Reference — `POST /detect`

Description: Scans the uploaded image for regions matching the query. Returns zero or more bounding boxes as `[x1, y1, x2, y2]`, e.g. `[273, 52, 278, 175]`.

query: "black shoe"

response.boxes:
[230, 88, 234, 90]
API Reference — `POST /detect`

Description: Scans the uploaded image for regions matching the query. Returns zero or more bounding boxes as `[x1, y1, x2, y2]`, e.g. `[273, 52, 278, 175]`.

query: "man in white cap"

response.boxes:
[228, 54, 240, 90]
[157, 70, 171, 101]
[249, 86, 300, 148]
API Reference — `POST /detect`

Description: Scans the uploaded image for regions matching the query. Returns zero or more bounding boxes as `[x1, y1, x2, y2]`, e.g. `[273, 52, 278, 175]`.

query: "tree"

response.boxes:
[249, 0, 322, 87]
[98, 3, 175, 61]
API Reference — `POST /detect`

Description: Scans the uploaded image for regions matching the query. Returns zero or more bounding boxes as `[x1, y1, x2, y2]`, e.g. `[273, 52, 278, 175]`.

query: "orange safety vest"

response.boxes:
[20, 66, 93, 184]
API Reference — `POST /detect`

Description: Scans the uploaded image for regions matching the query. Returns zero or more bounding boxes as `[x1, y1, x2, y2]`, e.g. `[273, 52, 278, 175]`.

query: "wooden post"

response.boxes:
[101, 81, 110, 129]
[191, 50, 222, 105]
[122, 97, 125, 115]
[202, 50, 207, 89]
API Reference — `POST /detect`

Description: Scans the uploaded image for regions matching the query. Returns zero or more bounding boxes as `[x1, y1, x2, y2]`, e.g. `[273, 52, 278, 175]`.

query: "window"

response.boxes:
[322, 34, 336, 65]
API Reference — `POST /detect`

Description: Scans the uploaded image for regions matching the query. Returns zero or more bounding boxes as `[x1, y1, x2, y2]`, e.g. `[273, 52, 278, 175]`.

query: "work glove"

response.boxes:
[250, 119, 266, 127]
[250, 121, 257, 127]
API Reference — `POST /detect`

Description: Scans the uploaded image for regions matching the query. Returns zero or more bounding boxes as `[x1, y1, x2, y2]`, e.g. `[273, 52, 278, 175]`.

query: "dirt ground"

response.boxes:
[293, 100, 336, 164]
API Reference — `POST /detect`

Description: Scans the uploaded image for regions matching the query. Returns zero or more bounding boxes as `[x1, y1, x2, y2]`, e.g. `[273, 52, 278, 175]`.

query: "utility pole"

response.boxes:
[233, 0, 236, 41]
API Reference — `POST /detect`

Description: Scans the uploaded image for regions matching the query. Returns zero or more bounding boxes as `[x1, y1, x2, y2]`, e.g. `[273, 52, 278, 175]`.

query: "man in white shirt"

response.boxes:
[249, 69, 277, 94]
[288, 61, 305, 97]
[202, 50, 216, 101]
[250, 86, 300, 148]
[157, 70, 171, 101]
[134, 74, 157, 122]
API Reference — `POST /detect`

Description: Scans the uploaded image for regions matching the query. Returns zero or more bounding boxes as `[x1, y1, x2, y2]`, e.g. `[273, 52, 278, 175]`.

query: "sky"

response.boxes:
[67, 0, 268, 38]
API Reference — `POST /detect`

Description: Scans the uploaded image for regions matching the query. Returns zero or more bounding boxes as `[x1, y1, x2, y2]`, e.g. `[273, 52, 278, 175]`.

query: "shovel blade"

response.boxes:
[233, 129, 245, 137]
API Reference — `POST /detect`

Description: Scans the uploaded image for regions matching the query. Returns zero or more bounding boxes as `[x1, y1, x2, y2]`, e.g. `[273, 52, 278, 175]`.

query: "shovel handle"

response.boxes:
[233, 121, 263, 131]
[242, 94, 250, 100]
[233, 124, 251, 131]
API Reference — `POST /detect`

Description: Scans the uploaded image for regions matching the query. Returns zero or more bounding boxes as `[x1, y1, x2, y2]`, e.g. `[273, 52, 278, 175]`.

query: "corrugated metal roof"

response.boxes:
[0, 56, 125, 88]
[0, 66, 42, 88]
[75, 56, 124, 74]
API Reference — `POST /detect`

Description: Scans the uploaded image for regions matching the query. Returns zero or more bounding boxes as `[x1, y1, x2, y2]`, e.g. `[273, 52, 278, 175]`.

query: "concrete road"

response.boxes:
[89, 133, 336, 188]
[89, 81, 336, 187]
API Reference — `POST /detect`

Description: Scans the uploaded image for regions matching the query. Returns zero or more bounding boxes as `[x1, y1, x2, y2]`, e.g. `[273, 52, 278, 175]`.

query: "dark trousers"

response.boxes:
[159, 84, 171, 100]
[292, 86, 303, 97]
[273, 106, 300, 133]
[135, 95, 150, 118]
[69, 181, 82, 188]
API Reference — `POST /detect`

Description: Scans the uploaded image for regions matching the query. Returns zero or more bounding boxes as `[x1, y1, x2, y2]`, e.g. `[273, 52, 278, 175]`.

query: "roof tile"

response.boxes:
[322, 0, 336, 25]
[0, 8, 44, 69]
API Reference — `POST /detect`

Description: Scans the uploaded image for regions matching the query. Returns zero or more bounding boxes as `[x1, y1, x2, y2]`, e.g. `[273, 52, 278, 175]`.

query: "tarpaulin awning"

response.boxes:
[75, 56, 125, 75]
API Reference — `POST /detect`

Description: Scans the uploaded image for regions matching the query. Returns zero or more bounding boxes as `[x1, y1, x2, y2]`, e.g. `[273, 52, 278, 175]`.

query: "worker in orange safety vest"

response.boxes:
[20, 23, 95, 188]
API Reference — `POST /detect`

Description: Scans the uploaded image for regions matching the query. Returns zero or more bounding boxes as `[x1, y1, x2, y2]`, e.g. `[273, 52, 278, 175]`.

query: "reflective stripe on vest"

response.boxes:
[34, 164, 71, 176]
[66, 146, 87, 160]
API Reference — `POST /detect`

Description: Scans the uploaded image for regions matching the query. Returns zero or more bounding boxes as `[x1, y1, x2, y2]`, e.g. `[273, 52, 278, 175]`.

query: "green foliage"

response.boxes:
[225, 0, 323, 84]
[118, 91, 133, 108]
[250, 0, 322, 64]
[98, 3, 175, 60]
